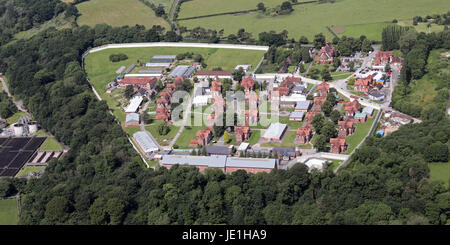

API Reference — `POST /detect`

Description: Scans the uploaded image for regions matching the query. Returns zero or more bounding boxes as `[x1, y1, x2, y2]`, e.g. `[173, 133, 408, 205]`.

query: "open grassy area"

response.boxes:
[13, 14, 75, 41]
[174, 126, 204, 148]
[0, 198, 18, 225]
[178, 0, 449, 40]
[344, 109, 378, 154]
[15, 166, 45, 178]
[261, 130, 297, 148]
[331, 72, 353, 81]
[325, 158, 343, 171]
[428, 161, 450, 188]
[76, 0, 169, 28]
[335, 22, 393, 41]
[124, 126, 142, 138]
[393, 49, 449, 115]
[397, 20, 446, 34]
[145, 124, 180, 146]
[37, 130, 64, 151]
[6, 111, 27, 125]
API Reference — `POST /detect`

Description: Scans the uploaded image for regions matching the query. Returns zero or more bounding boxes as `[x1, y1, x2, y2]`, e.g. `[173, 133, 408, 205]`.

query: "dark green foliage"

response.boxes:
[313, 33, 326, 49]
[311, 113, 325, 134]
[109, 53, 128, 62]
[381, 25, 410, 51]
[158, 122, 170, 136]
[124, 85, 134, 99]
[0, 92, 17, 119]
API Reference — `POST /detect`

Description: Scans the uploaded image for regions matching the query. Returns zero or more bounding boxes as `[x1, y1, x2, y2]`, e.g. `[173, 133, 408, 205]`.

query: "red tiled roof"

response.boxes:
[196, 71, 233, 76]
[119, 77, 157, 86]
[297, 125, 312, 136]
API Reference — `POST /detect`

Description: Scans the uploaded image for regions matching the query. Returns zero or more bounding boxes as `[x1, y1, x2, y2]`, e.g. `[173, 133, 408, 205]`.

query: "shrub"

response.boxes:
[109, 53, 128, 62]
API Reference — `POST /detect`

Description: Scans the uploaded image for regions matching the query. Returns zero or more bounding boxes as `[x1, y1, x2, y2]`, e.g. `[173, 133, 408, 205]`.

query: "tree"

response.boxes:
[299, 36, 309, 44]
[158, 123, 170, 135]
[224, 131, 230, 143]
[124, 85, 134, 99]
[311, 113, 325, 134]
[299, 63, 306, 73]
[314, 134, 328, 152]
[313, 33, 326, 49]
[45, 196, 70, 224]
[349, 61, 355, 72]
[155, 6, 166, 17]
[424, 142, 449, 162]
[321, 121, 338, 140]
[361, 39, 373, 53]
[399, 30, 418, 55]
[257, 2, 266, 12]
[321, 68, 332, 81]
[321, 100, 333, 116]
[232, 67, 246, 82]
[326, 92, 337, 106]
[330, 110, 341, 124]
[347, 76, 355, 85]
[280, 2, 293, 13]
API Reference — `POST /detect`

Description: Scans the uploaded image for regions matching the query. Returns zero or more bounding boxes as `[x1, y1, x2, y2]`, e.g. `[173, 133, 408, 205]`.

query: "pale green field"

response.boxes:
[397, 20, 446, 34]
[84, 47, 265, 123]
[14, 14, 75, 41]
[6, 111, 27, 125]
[150, 0, 175, 12]
[429, 162, 450, 188]
[15, 166, 45, 178]
[0, 198, 18, 225]
[178, 0, 450, 40]
[77, 0, 170, 28]
[344, 109, 379, 154]
[335, 22, 393, 41]
[178, 0, 300, 19]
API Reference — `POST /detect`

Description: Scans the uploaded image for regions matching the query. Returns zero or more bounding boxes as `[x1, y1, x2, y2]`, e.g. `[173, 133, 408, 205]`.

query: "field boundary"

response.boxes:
[176, 0, 318, 21]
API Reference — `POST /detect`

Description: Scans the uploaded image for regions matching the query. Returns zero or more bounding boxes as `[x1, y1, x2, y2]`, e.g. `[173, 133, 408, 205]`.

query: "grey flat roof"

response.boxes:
[263, 123, 287, 139]
[206, 146, 230, 155]
[124, 64, 136, 74]
[126, 113, 140, 123]
[362, 106, 374, 115]
[133, 131, 158, 153]
[153, 55, 176, 59]
[149, 58, 174, 63]
[138, 68, 163, 74]
[226, 157, 276, 169]
[290, 111, 304, 119]
[168, 65, 194, 78]
[161, 155, 227, 168]
[295, 101, 310, 110]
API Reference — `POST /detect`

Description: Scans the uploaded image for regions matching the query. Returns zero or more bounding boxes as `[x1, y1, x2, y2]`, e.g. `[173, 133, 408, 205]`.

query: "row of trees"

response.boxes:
[0, 91, 17, 119]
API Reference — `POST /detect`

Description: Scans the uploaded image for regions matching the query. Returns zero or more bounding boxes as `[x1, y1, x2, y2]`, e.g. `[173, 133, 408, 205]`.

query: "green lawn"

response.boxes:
[178, 0, 449, 40]
[6, 111, 27, 125]
[335, 22, 393, 41]
[261, 130, 297, 148]
[331, 72, 353, 81]
[325, 158, 343, 171]
[0, 198, 18, 225]
[174, 126, 204, 148]
[247, 130, 261, 146]
[344, 109, 378, 154]
[125, 126, 142, 137]
[76, 0, 170, 28]
[15, 166, 45, 178]
[428, 162, 450, 188]
[145, 124, 180, 146]
[397, 20, 446, 34]
[36, 130, 63, 151]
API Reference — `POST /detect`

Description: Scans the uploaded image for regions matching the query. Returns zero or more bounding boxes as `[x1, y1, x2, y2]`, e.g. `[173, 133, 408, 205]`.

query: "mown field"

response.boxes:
[178, 0, 449, 41]
[344, 109, 379, 154]
[429, 162, 450, 188]
[0, 198, 18, 225]
[76, 0, 170, 28]
[178, 0, 303, 19]
[84, 46, 265, 123]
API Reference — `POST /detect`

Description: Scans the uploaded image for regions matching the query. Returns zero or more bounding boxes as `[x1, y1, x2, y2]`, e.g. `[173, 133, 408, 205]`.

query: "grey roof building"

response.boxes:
[295, 101, 310, 111]
[133, 131, 159, 153]
[292, 85, 306, 94]
[263, 123, 287, 140]
[226, 157, 277, 169]
[161, 155, 227, 168]
[124, 64, 136, 74]
[289, 111, 305, 120]
[362, 106, 374, 116]
[152, 55, 176, 59]
[206, 146, 231, 155]
[168, 65, 196, 78]
[125, 113, 140, 124]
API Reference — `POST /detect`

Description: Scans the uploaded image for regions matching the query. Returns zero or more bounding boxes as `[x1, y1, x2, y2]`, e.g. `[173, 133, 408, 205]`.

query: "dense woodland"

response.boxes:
[0, 0, 449, 224]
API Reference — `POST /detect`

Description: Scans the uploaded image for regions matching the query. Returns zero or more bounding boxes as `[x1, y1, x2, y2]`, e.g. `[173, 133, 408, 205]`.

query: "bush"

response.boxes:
[109, 53, 128, 62]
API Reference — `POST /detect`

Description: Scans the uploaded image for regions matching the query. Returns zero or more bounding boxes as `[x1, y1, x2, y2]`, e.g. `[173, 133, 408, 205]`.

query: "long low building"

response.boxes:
[160, 155, 278, 173]
[133, 131, 159, 154]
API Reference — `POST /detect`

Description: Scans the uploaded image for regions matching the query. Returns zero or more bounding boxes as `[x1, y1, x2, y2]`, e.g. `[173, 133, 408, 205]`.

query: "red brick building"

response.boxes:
[330, 137, 348, 154]
[317, 80, 330, 97]
[345, 99, 361, 117]
[338, 118, 355, 137]
[189, 128, 212, 147]
[374, 51, 393, 66]
[241, 76, 255, 93]
[297, 125, 313, 144]
[245, 109, 259, 126]
[315, 41, 335, 64]
[118, 77, 158, 91]
[235, 126, 250, 142]
[354, 76, 373, 93]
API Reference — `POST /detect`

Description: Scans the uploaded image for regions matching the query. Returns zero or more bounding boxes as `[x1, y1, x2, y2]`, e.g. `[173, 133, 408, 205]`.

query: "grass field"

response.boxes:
[397, 20, 446, 34]
[0, 198, 18, 225]
[325, 158, 343, 171]
[76, 0, 170, 28]
[15, 166, 45, 178]
[344, 109, 378, 154]
[6, 111, 27, 125]
[178, 0, 449, 40]
[150, 0, 175, 12]
[395, 49, 449, 115]
[145, 124, 180, 146]
[84, 46, 265, 124]
[37, 130, 64, 151]
[429, 162, 450, 188]
[334, 22, 393, 41]
[13, 14, 75, 41]
[174, 125, 204, 148]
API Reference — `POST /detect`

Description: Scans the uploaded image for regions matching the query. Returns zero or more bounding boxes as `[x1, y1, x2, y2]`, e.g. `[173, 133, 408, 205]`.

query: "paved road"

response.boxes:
[167, 84, 196, 150]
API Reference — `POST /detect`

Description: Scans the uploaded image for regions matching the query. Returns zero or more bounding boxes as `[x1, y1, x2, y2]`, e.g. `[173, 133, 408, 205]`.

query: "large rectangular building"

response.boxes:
[263, 123, 287, 142]
[225, 157, 277, 174]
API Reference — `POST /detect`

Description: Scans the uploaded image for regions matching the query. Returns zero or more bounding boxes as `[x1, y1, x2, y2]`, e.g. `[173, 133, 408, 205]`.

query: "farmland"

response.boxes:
[76, 0, 170, 28]
[0, 198, 18, 225]
[177, 0, 449, 40]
